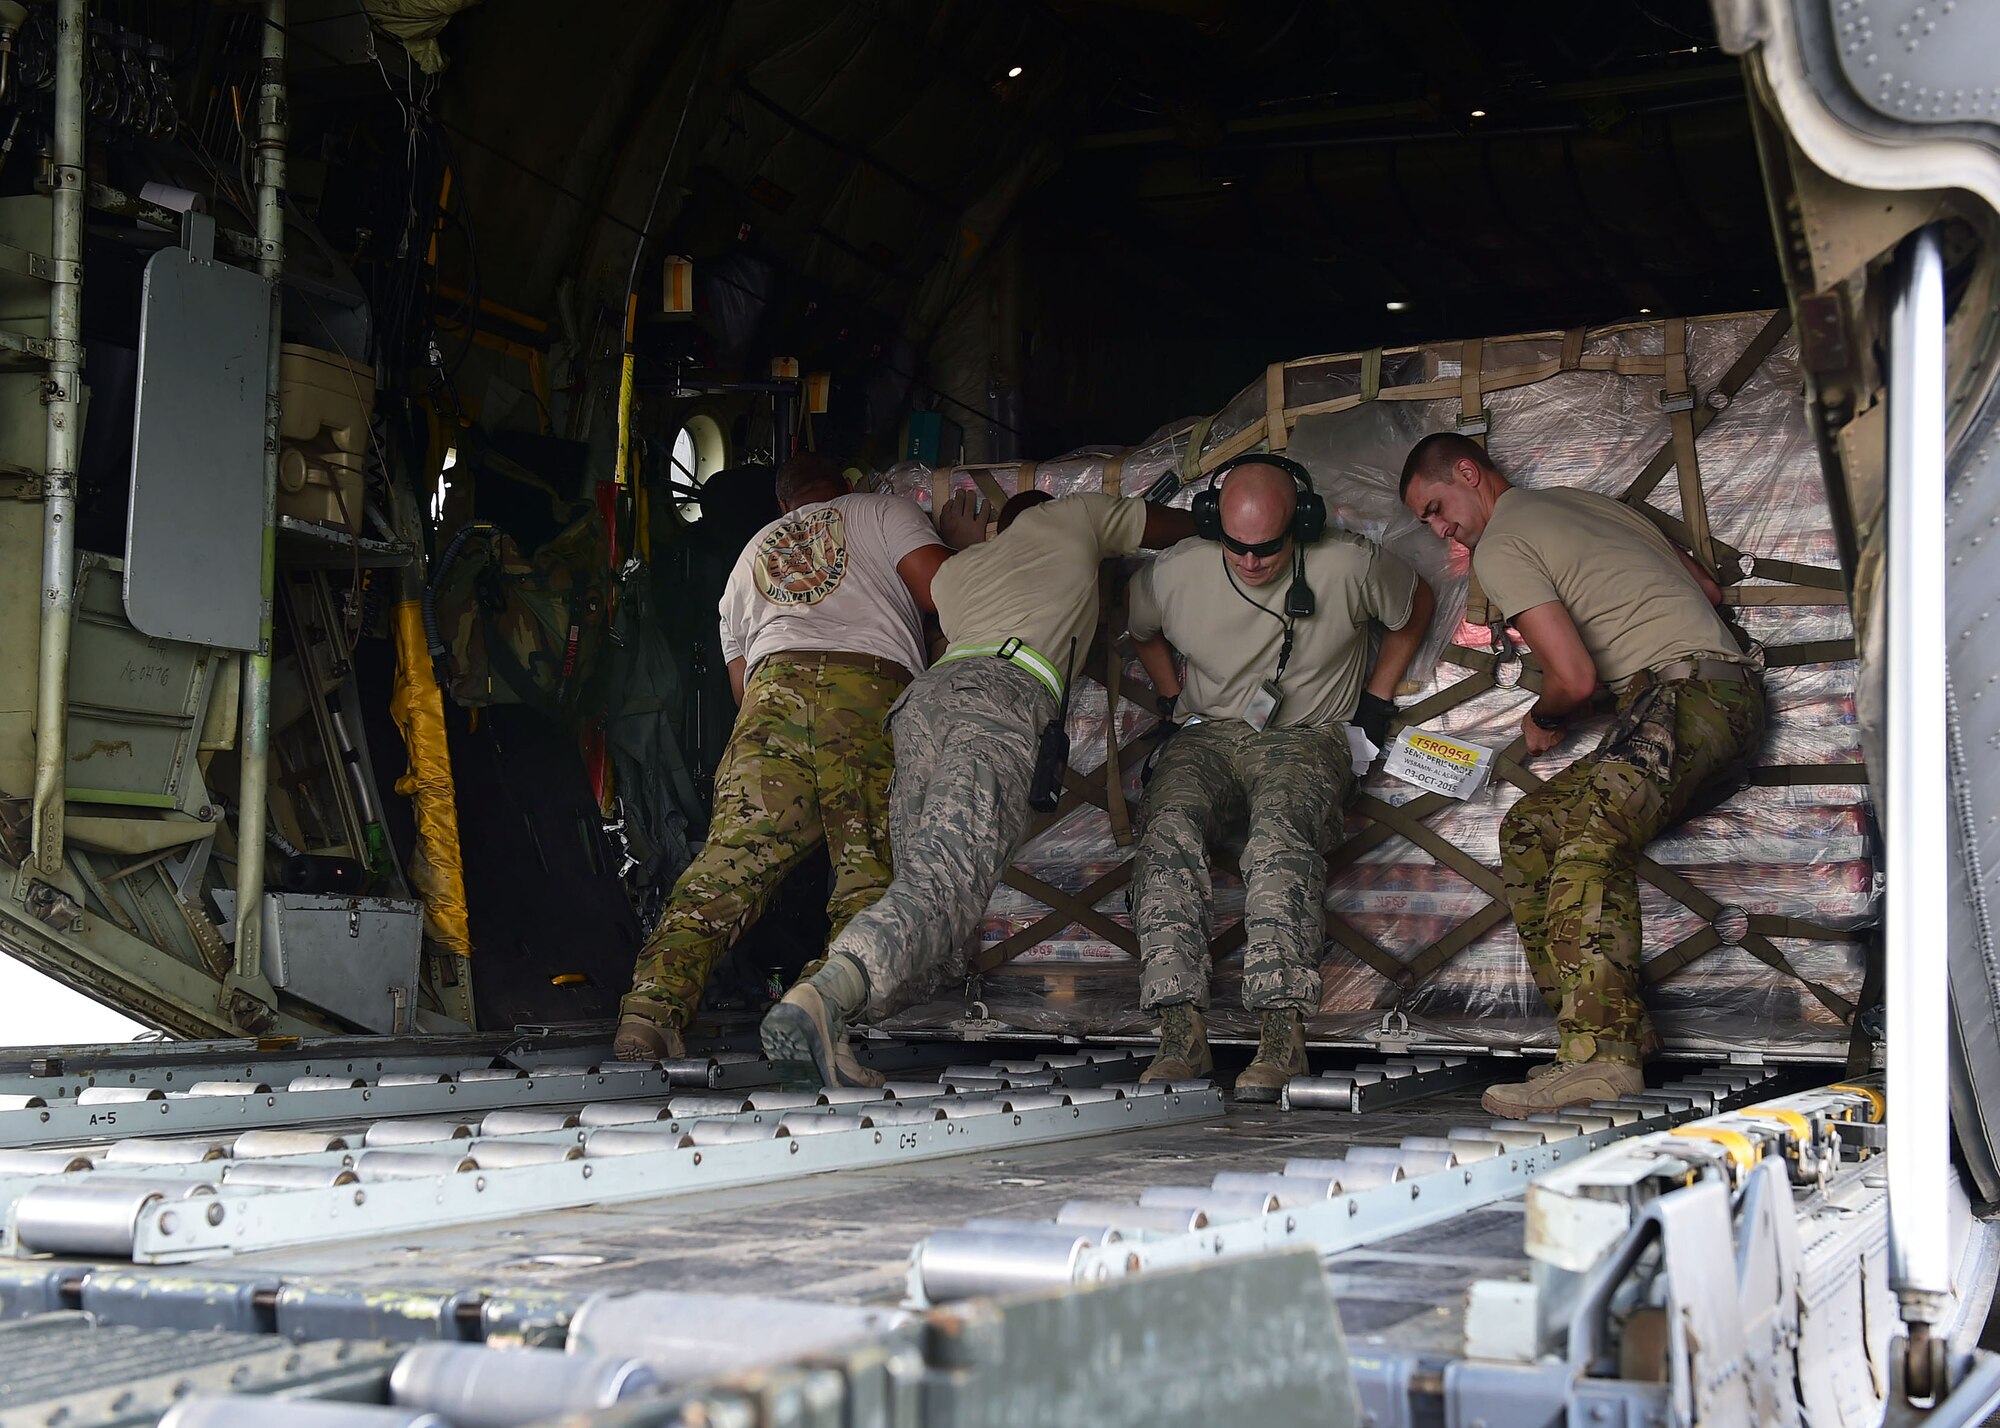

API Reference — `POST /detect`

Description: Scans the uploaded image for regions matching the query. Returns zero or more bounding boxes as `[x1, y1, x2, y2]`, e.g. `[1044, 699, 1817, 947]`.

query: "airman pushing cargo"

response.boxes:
[1399, 433, 1765, 1115]
[1127, 456, 1434, 1099]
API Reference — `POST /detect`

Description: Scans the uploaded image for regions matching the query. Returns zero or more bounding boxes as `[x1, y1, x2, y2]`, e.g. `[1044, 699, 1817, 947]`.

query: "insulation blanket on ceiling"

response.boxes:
[875, 312, 1870, 1060]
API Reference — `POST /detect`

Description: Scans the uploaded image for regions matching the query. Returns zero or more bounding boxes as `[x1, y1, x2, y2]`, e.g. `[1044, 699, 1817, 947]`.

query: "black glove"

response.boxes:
[1155, 693, 1178, 726]
[1354, 691, 1396, 749]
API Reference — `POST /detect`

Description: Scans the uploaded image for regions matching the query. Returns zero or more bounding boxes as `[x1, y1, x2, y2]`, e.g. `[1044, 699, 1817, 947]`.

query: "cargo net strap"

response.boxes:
[957, 310, 1862, 1029]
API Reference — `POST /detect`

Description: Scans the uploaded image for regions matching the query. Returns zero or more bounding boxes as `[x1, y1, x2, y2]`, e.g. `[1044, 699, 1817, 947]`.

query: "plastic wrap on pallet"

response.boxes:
[875, 315, 1873, 1059]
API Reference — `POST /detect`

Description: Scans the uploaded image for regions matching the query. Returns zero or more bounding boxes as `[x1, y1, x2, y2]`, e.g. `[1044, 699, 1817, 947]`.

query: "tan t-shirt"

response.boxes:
[1129, 532, 1419, 728]
[1472, 486, 1737, 684]
[930, 493, 1151, 680]
[718, 493, 941, 674]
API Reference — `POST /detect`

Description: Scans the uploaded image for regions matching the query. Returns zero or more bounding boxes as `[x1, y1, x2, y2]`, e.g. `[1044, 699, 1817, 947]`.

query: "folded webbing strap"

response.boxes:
[937, 639, 1064, 701]
[1664, 317, 1719, 576]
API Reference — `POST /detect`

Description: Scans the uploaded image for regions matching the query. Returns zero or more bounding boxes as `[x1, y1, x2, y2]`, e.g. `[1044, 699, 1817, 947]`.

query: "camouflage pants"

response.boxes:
[1133, 719, 1353, 1014]
[621, 654, 905, 1030]
[830, 657, 1057, 1021]
[1500, 676, 1766, 1065]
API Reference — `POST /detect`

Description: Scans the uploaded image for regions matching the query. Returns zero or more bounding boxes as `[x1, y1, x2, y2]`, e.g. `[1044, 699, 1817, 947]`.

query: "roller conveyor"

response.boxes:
[0, 1033, 1908, 1428]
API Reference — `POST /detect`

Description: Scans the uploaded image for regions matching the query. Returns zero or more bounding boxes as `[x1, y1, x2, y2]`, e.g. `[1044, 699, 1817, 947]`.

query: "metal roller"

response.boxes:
[1138, 1186, 1280, 1218]
[565, 1291, 910, 1379]
[184, 1081, 273, 1097]
[1099, 1081, 1166, 1097]
[1678, 1071, 1753, 1093]
[0, 1093, 48, 1110]
[1281, 1075, 1359, 1111]
[918, 1228, 1095, 1302]
[1343, 1145, 1455, 1175]
[1399, 1135, 1500, 1162]
[1281, 1157, 1405, 1189]
[77, 1086, 165, 1104]
[747, 1090, 825, 1112]
[1528, 1111, 1612, 1134]
[941, 1076, 1010, 1094]
[222, 1162, 360, 1190]
[1377, 1063, 1417, 1080]
[817, 1086, 890, 1106]
[1056, 1200, 1207, 1233]
[1160, 1079, 1213, 1093]
[463, 1140, 583, 1168]
[1209, 1171, 1340, 1205]
[938, 1098, 1011, 1120]
[988, 1061, 1049, 1075]
[364, 1119, 474, 1147]
[578, 1102, 675, 1127]
[12, 1181, 167, 1255]
[679, 1120, 789, 1147]
[1631, 1092, 1697, 1114]
[524, 1064, 593, 1078]
[388, 1342, 656, 1427]
[1062, 1088, 1124, 1105]
[776, 1113, 874, 1136]
[865, 1103, 948, 1125]
[665, 1094, 755, 1117]
[357, 1151, 480, 1178]
[998, 1093, 1073, 1112]
[1488, 1118, 1573, 1141]
[287, 1076, 367, 1092]
[1585, 1101, 1650, 1126]
[942, 1064, 1014, 1081]
[377, 1073, 453, 1087]
[0, 1148, 93, 1174]
[102, 1138, 229, 1165]
[1450, 1125, 1547, 1149]
[660, 1057, 722, 1088]
[479, 1110, 581, 1136]
[583, 1128, 688, 1158]
[879, 1081, 948, 1100]
[456, 1068, 529, 1084]
[234, 1130, 351, 1158]
[159, 1396, 448, 1428]
[594, 1062, 655, 1077]
[961, 1217, 1121, 1243]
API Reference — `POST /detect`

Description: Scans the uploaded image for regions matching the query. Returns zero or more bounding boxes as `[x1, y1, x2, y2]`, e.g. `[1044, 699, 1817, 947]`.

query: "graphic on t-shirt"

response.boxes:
[753, 508, 850, 606]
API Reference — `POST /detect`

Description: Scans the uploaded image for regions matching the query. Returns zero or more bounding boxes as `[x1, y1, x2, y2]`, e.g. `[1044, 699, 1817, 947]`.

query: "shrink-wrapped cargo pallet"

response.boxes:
[877, 312, 1870, 1061]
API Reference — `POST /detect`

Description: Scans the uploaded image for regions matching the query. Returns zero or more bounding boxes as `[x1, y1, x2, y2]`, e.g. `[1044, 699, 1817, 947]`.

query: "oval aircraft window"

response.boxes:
[671, 413, 728, 522]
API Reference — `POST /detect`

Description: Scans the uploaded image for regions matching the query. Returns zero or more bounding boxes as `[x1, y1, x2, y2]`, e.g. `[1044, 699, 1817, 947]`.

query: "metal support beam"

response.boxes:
[1885, 225, 1952, 1359]
[29, 0, 86, 875]
[225, 0, 288, 1028]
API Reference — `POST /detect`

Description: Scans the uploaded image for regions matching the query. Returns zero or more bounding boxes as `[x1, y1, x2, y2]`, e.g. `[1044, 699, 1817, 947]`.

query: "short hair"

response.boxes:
[1398, 432, 1491, 500]
[774, 452, 847, 507]
[997, 488, 1054, 532]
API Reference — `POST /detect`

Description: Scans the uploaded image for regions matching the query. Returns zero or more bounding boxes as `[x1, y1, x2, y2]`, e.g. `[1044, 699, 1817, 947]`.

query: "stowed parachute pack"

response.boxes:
[426, 508, 610, 715]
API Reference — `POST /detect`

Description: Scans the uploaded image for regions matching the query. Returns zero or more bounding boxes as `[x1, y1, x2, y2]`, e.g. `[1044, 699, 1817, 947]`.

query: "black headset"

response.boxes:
[1191, 452, 1325, 618]
[1191, 453, 1328, 545]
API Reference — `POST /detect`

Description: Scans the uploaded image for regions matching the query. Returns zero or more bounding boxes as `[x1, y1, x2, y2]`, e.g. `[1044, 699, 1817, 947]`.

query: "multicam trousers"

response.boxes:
[1132, 719, 1354, 1015]
[1499, 675, 1766, 1066]
[620, 652, 906, 1030]
[829, 656, 1057, 1021]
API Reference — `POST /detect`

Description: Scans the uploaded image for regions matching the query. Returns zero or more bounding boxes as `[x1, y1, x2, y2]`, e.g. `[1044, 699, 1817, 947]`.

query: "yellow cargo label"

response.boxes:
[1406, 733, 1482, 768]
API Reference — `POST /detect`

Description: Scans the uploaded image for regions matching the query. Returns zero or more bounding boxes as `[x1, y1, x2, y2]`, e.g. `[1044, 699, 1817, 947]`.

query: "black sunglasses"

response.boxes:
[1220, 530, 1289, 558]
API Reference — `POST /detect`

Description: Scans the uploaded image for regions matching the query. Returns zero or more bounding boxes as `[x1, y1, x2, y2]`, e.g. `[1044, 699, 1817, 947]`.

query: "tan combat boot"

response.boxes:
[613, 1013, 685, 1063]
[760, 983, 886, 1089]
[1481, 1059, 1642, 1117]
[1232, 1008, 1308, 1103]
[1139, 1003, 1213, 1084]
